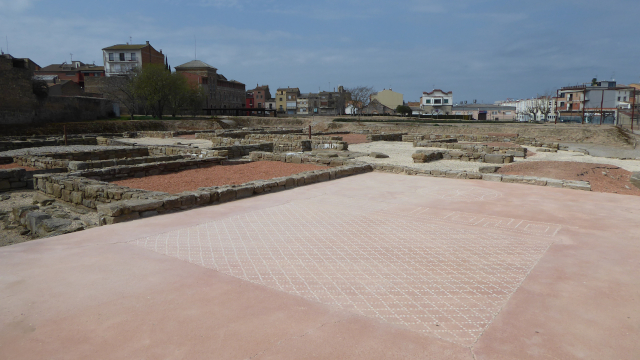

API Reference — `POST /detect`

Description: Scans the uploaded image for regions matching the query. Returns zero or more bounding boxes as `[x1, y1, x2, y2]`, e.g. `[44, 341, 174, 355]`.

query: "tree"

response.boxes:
[187, 85, 207, 117]
[525, 100, 538, 122]
[395, 105, 412, 117]
[346, 86, 375, 120]
[536, 95, 553, 122]
[134, 64, 173, 119]
[99, 71, 139, 119]
[167, 72, 191, 117]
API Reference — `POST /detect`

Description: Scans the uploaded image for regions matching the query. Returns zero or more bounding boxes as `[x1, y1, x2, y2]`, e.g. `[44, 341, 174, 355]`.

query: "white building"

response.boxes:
[102, 41, 165, 77]
[420, 89, 453, 114]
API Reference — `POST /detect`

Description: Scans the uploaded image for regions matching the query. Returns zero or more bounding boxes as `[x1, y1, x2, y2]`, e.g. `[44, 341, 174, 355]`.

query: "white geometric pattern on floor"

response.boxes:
[132, 200, 557, 346]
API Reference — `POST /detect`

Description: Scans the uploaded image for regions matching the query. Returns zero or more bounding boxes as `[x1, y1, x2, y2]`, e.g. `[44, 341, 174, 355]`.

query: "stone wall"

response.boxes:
[137, 131, 176, 139]
[14, 147, 150, 169]
[147, 143, 273, 159]
[370, 163, 591, 191]
[67, 155, 184, 171]
[249, 151, 352, 167]
[406, 133, 519, 143]
[414, 141, 527, 157]
[33, 162, 373, 225]
[515, 137, 560, 149]
[1, 167, 66, 192]
[1, 96, 114, 125]
[412, 149, 514, 164]
[0, 136, 99, 152]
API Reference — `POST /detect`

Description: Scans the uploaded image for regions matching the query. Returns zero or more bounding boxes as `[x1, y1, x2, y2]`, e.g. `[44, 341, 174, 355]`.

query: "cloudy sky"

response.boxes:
[1, 0, 638, 102]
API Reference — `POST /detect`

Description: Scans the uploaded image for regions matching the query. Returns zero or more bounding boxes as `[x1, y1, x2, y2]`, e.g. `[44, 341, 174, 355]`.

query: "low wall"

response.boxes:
[14, 147, 150, 169]
[137, 131, 175, 139]
[72, 157, 225, 182]
[412, 150, 515, 164]
[409, 134, 520, 143]
[1, 167, 66, 192]
[148, 143, 274, 159]
[370, 163, 591, 191]
[33, 162, 373, 225]
[515, 137, 559, 149]
[249, 151, 352, 166]
[0, 137, 98, 152]
[67, 155, 184, 171]
[415, 141, 527, 157]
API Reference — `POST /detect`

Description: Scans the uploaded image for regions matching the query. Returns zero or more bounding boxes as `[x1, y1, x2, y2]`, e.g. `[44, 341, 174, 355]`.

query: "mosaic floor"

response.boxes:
[133, 195, 560, 346]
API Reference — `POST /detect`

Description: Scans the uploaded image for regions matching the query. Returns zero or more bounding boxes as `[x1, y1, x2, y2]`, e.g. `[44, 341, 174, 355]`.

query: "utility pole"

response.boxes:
[632, 88, 636, 131]
[600, 89, 604, 125]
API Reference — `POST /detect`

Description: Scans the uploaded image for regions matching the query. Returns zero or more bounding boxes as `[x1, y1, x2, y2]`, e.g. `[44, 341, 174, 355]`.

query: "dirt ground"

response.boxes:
[111, 161, 328, 194]
[0, 163, 38, 171]
[497, 161, 640, 195]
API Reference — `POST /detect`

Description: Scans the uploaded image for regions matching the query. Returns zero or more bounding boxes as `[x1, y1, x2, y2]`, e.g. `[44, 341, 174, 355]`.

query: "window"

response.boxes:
[434, 99, 442, 104]
[279, 97, 283, 101]
[560, 102, 565, 107]
[108, 53, 114, 61]
[131, 53, 136, 61]
[444, 99, 449, 104]
[624, 97, 627, 101]
[618, 97, 621, 101]
[119, 53, 125, 61]
[492, 111, 498, 115]
[424, 99, 431, 104]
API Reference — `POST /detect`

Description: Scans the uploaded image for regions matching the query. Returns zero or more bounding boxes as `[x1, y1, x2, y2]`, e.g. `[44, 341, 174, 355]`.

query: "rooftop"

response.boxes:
[174, 60, 217, 70]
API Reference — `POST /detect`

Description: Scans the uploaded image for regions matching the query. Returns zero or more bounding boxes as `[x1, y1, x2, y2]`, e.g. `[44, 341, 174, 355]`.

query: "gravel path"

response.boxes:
[0, 145, 136, 157]
[349, 141, 640, 173]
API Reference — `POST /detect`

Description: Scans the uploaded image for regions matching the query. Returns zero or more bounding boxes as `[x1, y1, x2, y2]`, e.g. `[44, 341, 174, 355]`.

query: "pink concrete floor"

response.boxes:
[1, 172, 639, 359]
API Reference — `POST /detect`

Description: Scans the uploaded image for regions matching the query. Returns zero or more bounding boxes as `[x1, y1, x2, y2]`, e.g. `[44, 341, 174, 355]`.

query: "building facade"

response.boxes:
[371, 89, 403, 111]
[35, 61, 104, 89]
[297, 94, 309, 115]
[307, 87, 348, 115]
[175, 60, 246, 109]
[420, 89, 453, 114]
[452, 104, 516, 121]
[102, 41, 165, 77]
[275, 87, 300, 114]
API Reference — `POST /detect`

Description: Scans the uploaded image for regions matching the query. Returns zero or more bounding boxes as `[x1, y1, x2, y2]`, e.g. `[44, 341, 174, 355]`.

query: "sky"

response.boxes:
[1, 0, 639, 103]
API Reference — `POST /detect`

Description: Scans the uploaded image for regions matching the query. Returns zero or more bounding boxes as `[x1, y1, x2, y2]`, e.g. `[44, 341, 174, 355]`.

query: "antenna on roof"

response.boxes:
[5, 36, 8, 54]
[129, 36, 132, 44]
[70, 53, 73, 62]
[194, 35, 197, 60]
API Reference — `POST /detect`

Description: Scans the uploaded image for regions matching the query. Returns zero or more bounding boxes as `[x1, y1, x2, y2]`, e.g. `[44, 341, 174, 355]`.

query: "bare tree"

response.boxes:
[346, 86, 375, 120]
[536, 94, 553, 122]
[525, 101, 538, 122]
[99, 72, 139, 119]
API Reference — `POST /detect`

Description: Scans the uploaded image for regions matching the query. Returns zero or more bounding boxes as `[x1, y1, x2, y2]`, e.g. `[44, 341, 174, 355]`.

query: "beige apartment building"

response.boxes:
[275, 87, 300, 114]
[370, 89, 403, 110]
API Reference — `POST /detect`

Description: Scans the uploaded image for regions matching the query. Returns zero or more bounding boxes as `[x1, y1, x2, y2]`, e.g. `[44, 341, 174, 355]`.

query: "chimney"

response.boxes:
[146, 41, 149, 45]
[159, 49, 162, 54]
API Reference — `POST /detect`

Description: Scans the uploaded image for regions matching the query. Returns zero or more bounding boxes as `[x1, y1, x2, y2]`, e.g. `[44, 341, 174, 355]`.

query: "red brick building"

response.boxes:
[35, 61, 104, 89]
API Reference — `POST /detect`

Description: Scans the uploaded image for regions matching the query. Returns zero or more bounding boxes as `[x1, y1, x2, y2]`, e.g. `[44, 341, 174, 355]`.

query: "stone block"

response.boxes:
[501, 175, 523, 183]
[484, 154, 506, 164]
[236, 185, 254, 199]
[36, 218, 72, 236]
[25, 211, 52, 232]
[467, 172, 483, 180]
[161, 196, 181, 210]
[563, 180, 591, 191]
[217, 187, 237, 203]
[127, 199, 164, 212]
[482, 174, 503, 182]
[369, 152, 389, 158]
[97, 202, 124, 217]
[479, 166, 501, 174]
[103, 212, 140, 225]
[70, 191, 83, 205]
[543, 178, 564, 188]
